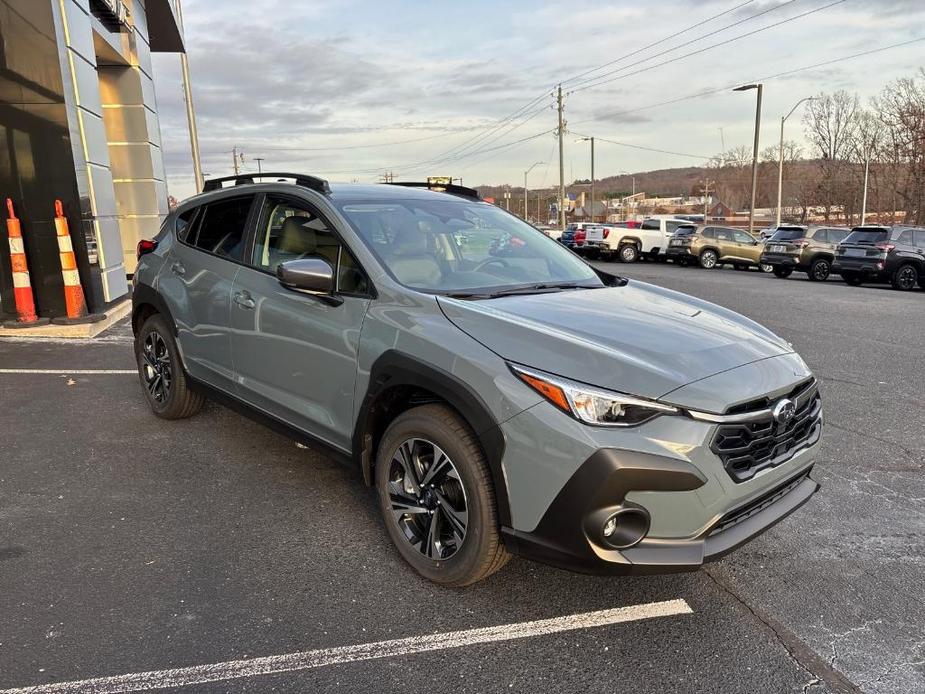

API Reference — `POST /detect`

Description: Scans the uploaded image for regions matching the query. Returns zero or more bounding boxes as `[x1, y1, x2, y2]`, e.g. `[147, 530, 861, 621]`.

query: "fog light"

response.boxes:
[603, 516, 618, 537]
[599, 507, 651, 549]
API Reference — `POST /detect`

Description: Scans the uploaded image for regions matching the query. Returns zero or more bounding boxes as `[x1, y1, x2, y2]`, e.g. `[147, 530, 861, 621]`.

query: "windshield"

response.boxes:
[336, 198, 602, 293]
[844, 229, 889, 244]
[770, 228, 806, 241]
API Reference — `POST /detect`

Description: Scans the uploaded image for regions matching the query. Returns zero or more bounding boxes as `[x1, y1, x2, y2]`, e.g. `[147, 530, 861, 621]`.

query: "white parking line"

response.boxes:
[0, 599, 691, 694]
[0, 369, 136, 375]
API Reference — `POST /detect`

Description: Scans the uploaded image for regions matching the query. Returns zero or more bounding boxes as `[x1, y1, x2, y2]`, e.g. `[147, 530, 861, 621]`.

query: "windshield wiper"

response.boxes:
[443, 283, 597, 300]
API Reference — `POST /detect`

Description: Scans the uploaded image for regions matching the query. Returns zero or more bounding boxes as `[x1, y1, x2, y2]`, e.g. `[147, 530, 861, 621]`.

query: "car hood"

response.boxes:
[437, 280, 793, 401]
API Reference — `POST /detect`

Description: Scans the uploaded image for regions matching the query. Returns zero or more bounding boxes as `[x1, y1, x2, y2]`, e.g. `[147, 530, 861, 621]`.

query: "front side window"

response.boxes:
[914, 230, 925, 247]
[733, 230, 754, 244]
[251, 196, 367, 294]
[190, 196, 254, 261]
[335, 197, 600, 293]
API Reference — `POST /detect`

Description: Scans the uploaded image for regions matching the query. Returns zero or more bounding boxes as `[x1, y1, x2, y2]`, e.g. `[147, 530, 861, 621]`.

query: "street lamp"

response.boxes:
[776, 97, 814, 227]
[523, 161, 544, 222]
[734, 83, 763, 235]
[577, 137, 595, 222]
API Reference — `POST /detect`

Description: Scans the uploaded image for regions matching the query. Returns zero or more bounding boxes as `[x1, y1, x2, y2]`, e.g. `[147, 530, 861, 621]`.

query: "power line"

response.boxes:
[569, 0, 846, 95]
[572, 36, 925, 127]
[571, 132, 711, 160]
[559, 0, 759, 88]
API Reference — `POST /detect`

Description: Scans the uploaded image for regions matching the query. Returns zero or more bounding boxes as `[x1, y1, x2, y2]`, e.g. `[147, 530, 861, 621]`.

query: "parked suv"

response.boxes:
[133, 173, 821, 586]
[761, 225, 850, 281]
[832, 225, 925, 290]
[667, 224, 772, 271]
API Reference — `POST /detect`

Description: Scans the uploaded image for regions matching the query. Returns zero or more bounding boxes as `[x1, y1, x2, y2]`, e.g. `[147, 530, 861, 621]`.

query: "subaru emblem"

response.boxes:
[772, 398, 796, 425]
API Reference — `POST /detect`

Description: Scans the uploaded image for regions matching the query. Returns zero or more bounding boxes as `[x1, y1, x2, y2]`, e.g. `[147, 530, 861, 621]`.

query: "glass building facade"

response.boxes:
[0, 0, 183, 318]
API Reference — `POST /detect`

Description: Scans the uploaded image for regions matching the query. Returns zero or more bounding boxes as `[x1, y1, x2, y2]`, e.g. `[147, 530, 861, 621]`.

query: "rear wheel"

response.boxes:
[619, 244, 639, 263]
[842, 272, 863, 286]
[699, 249, 718, 269]
[375, 404, 509, 586]
[891, 264, 919, 291]
[808, 258, 831, 281]
[772, 266, 793, 278]
[135, 314, 203, 419]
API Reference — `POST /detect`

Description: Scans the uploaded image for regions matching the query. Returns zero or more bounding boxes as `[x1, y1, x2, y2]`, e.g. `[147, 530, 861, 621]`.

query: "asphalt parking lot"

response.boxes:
[1, 262, 922, 693]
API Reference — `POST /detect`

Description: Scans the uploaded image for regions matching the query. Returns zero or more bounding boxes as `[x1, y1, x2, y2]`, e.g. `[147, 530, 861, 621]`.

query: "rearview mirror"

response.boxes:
[277, 258, 334, 294]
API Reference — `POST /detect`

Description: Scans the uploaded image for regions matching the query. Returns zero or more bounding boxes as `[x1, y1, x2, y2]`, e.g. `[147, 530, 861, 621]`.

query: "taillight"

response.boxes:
[792, 239, 810, 248]
[136, 239, 158, 260]
[603, 228, 610, 239]
[875, 243, 895, 253]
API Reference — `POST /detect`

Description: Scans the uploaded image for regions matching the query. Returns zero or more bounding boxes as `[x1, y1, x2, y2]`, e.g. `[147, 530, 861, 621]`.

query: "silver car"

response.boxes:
[132, 173, 822, 586]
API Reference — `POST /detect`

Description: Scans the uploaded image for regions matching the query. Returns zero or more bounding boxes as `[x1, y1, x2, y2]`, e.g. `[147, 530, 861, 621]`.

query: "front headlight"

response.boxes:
[510, 364, 679, 427]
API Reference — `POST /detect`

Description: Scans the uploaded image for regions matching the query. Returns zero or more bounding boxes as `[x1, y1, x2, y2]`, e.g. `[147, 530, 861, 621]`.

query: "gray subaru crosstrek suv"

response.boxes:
[132, 174, 822, 586]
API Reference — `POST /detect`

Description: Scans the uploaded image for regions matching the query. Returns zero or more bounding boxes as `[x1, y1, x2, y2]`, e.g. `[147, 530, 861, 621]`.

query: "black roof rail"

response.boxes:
[383, 181, 481, 200]
[202, 172, 331, 195]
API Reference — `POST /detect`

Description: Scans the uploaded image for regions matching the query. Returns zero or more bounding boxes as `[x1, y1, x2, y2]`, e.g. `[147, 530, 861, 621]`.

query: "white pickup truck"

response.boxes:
[584, 218, 690, 262]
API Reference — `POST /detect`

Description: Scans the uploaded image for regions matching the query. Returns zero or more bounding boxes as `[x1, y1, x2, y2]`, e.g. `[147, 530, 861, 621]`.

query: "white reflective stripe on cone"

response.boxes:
[57, 234, 73, 253]
[8, 237, 23, 254]
[12, 271, 31, 288]
[62, 269, 80, 285]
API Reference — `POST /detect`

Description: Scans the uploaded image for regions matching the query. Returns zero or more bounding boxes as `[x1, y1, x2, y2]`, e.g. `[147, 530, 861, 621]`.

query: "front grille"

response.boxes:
[712, 381, 822, 483]
[708, 473, 809, 537]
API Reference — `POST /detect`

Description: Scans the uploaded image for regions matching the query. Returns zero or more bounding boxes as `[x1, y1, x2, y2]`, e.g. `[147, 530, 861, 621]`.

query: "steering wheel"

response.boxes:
[473, 257, 511, 272]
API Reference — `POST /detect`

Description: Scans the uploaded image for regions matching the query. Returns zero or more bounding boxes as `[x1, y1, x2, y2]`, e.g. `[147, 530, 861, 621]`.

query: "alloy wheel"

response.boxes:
[700, 250, 717, 269]
[759, 263, 774, 273]
[811, 260, 830, 281]
[387, 438, 468, 560]
[896, 266, 917, 290]
[141, 331, 172, 403]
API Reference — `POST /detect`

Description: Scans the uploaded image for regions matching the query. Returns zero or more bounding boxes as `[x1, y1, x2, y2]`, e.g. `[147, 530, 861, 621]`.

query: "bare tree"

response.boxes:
[803, 90, 860, 220]
[707, 145, 753, 211]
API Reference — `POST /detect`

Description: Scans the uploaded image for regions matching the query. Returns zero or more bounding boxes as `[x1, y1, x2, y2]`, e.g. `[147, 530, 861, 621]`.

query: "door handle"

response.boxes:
[233, 290, 256, 309]
[170, 261, 186, 276]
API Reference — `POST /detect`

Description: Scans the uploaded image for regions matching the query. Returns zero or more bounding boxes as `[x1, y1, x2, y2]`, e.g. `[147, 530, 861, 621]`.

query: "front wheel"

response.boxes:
[375, 404, 509, 586]
[619, 244, 639, 263]
[891, 264, 919, 291]
[135, 314, 203, 419]
[699, 249, 718, 269]
[759, 263, 774, 273]
[772, 266, 794, 278]
[808, 258, 831, 281]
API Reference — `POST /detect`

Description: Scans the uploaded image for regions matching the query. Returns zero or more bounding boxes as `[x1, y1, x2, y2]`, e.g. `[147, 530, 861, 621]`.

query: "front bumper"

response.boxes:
[503, 453, 818, 575]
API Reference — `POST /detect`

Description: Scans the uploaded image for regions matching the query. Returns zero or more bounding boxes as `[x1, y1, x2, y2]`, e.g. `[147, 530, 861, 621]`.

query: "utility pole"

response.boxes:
[861, 157, 870, 224]
[523, 161, 543, 222]
[702, 179, 714, 218]
[578, 137, 595, 222]
[255, 157, 264, 174]
[232, 146, 240, 175]
[176, 0, 203, 193]
[557, 85, 566, 231]
[734, 83, 763, 235]
[776, 97, 813, 227]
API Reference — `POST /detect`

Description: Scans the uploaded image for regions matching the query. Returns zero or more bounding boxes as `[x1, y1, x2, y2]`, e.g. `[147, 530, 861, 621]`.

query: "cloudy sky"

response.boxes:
[152, 0, 925, 200]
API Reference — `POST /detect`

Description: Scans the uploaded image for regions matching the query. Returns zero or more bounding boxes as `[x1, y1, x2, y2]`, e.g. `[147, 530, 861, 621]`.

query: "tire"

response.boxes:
[619, 244, 639, 263]
[891, 263, 919, 291]
[808, 257, 831, 281]
[699, 249, 718, 269]
[842, 272, 863, 286]
[772, 266, 794, 278]
[759, 263, 774, 273]
[135, 313, 203, 419]
[375, 404, 509, 586]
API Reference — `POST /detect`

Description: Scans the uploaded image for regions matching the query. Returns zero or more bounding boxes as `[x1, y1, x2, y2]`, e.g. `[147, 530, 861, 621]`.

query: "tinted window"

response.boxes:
[771, 228, 806, 241]
[826, 228, 849, 243]
[641, 219, 660, 230]
[844, 229, 889, 244]
[914, 230, 925, 246]
[252, 196, 367, 294]
[896, 229, 914, 245]
[666, 221, 683, 234]
[191, 197, 253, 260]
[336, 198, 600, 293]
[733, 230, 754, 244]
[175, 207, 199, 242]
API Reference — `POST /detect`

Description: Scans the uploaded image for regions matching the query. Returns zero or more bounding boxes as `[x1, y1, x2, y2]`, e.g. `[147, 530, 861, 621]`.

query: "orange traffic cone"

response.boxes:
[50, 200, 103, 325]
[3, 198, 49, 328]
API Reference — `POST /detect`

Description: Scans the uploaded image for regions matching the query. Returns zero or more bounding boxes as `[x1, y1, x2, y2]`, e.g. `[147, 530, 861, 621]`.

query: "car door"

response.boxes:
[230, 193, 373, 450]
[713, 227, 735, 260]
[733, 229, 761, 263]
[913, 230, 925, 266]
[157, 194, 256, 392]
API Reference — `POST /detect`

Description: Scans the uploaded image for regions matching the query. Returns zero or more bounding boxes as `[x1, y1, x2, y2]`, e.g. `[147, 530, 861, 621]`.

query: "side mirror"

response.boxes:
[277, 258, 340, 304]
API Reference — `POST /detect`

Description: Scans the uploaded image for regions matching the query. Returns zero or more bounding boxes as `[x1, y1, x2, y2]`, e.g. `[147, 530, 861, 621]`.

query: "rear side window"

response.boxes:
[190, 196, 254, 261]
[175, 207, 200, 242]
[824, 228, 848, 243]
[715, 228, 734, 241]
[701, 227, 716, 238]
[844, 228, 889, 244]
[914, 230, 925, 246]
[896, 229, 914, 245]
